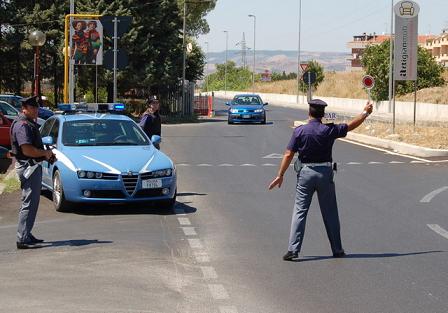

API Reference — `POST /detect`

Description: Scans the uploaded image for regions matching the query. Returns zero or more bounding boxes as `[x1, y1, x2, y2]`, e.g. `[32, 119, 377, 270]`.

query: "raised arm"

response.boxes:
[347, 102, 373, 132]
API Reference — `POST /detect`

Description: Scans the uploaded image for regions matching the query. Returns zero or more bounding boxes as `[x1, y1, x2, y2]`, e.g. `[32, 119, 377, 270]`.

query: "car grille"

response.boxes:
[90, 190, 125, 199]
[134, 188, 164, 198]
[141, 172, 161, 180]
[102, 173, 119, 180]
[237, 109, 255, 113]
[122, 174, 138, 195]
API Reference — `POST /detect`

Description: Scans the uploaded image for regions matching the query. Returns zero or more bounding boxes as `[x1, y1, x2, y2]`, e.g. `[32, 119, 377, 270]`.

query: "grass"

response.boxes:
[247, 70, 448, 104]
[0, 174, 20, 193]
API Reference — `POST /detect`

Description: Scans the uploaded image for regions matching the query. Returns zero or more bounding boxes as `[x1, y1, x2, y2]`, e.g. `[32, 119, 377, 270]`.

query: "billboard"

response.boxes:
[394, 1, 419, 81]
[71, 19, 103, 65]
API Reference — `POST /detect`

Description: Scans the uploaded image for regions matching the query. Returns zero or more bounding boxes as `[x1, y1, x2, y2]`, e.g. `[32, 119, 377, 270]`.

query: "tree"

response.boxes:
[206, 61, 252, 91]
[362, 40, 445, 101]
[299, 60, 324, 93]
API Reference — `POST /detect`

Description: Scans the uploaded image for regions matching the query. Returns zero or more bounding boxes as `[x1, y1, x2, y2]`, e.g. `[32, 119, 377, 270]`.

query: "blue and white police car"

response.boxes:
[226, 94, 268, 124]
[40, 103, 176, 212]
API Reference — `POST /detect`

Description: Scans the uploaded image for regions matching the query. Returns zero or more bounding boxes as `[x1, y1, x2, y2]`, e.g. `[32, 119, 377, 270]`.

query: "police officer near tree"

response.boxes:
[268, 99, 373, 261]
[10, 96, 55, 249]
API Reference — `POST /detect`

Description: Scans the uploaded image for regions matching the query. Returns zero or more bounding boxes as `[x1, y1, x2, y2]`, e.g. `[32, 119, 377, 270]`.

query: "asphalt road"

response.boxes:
[0, 98, 447, 313]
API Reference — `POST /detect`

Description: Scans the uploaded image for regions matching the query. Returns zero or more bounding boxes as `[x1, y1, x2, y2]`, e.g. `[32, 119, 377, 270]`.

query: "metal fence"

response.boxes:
[160, 81, 195, 116]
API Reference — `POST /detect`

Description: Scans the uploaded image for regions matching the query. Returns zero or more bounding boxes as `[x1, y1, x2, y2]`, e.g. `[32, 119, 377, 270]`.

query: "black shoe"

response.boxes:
[283, 251, 299, 261]
[333, 251, 346, 258]
[29, 234, 44, 244]
[16, 242, 41, 249]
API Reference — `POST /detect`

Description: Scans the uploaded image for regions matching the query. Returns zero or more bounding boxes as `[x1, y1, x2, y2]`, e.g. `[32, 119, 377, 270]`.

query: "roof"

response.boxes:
[59, 113, 133, 122]
[234, 94, 261, 97]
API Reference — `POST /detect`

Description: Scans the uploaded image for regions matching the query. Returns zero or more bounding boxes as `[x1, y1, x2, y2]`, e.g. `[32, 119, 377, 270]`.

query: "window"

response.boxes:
[40, 118, 55, 137]
[49, 119, 60, 145]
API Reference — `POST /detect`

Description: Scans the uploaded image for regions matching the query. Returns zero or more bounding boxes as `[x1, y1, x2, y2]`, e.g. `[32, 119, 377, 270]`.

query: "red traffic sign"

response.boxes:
[362, 75, 375, 89]
[300, 63, 309, 72]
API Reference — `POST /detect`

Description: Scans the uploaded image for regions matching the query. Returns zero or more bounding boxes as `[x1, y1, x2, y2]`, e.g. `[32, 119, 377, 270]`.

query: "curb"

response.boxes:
[293, 120, 448, 158]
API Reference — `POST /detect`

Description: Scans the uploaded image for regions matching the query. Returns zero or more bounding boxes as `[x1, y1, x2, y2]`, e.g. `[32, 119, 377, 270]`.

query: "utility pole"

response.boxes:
[223, 30, 228, 95]
[388, 0, 394, 113]
[248, 14, 256, 91]
[296, 0, 302, 104]
[69, 0, 75, 103]
[182, 0, 187, 112]
[204, 41, 209, 91]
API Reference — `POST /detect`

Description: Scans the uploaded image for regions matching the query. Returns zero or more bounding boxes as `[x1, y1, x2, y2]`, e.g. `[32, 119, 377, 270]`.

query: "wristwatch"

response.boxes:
[362, 110, 370, 118]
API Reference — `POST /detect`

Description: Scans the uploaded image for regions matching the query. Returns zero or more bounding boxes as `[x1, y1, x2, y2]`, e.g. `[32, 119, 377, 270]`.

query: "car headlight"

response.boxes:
[255, 109, 264, 113]
[151, 168, 173, 178]
[77, 170, 105, 179]
[230, 109, 238, 113]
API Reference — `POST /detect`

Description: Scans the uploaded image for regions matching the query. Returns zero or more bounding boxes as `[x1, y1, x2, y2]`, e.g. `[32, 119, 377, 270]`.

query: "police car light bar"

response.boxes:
[56, 103, 126, 113]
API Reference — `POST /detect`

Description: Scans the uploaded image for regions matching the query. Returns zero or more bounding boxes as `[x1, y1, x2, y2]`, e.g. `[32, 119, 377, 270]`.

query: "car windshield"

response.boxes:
[233, 96, 261, 105]
[62, 119, 150, 146]
[0, 102, 18, 116]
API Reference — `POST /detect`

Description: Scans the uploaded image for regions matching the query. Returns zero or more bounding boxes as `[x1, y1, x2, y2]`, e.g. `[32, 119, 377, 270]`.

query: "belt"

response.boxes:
[302, 162, 332, 167]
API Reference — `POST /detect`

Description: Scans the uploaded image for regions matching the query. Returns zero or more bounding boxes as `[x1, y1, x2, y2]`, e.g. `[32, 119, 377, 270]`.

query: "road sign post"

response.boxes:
[362, 75, 375, 102]
[302, 71, 316, 102]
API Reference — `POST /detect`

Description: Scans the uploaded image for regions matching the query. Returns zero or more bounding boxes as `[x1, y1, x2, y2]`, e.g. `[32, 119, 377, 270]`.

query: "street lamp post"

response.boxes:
[297, 0, 302, 104]
[182, 0, 187, 113]
[248, 14, 256, 91]
[204, 41, 209, 92]
[28, 30, 46, 97]
[223, 30, 228, 95]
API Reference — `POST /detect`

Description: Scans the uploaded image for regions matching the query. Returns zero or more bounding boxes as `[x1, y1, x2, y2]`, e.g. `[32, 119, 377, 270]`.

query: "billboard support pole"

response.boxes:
[113, 17, 118, 103]
[413, 79, 417, 130]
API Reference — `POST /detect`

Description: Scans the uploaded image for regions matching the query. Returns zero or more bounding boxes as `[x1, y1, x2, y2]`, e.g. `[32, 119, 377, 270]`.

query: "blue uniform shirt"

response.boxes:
[10, 114, 43, 161]
[287, 119, 348, 163]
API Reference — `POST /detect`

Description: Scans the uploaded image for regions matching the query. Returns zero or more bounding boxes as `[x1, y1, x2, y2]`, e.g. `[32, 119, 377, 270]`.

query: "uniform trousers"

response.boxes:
[15, 161, 42, 243]
[288, 165, 343, 254]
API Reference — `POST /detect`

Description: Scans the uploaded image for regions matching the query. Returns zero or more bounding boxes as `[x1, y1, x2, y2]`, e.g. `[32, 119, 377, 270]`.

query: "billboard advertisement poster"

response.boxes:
[394, 0, 419, 81]
[71, 19, 103, 65]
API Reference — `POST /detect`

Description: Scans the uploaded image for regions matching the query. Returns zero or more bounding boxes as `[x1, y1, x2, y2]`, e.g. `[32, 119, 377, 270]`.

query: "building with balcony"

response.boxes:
[425, 29, 448, 67]
[347, 33, 433, 71]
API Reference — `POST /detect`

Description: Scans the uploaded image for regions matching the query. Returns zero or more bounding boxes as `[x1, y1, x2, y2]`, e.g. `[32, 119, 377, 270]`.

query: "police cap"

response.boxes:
[20, 96, 40, 108]
[308, 99, 328, 108]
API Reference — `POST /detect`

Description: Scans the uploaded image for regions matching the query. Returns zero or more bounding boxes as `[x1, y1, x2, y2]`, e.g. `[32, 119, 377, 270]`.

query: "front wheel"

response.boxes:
[53, 170, 73, 212]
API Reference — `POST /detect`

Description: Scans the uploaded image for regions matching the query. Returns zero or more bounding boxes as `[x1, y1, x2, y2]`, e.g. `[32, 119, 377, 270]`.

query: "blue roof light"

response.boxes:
[113, 103, 125, 111]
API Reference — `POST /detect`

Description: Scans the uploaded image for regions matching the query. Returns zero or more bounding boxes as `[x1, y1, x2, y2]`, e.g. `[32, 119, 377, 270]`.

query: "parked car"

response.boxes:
[0, 94, 54, 120]
[0, 112, 12, 148]
[40, 103, 177, 212]
[0, 100, 45, 126]
[226, 94, 268, 124]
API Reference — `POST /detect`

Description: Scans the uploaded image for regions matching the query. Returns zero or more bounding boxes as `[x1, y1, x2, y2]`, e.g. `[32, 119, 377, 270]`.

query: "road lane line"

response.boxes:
[219, 306, 238, 313]
[420, 186, 448, 203]
[240, 164, 256, 167]
[194, 251, 210, 263]
[346, 162, 362, 165]
[188, 238, 203, 249]
[368, 161, 384, 164]
[178, 217, 191, 225]
[181, 227, 197, 236]
[218, 164, 234, 167]
[177, 163, 191, 166]
[427, 224, 448, 240]
[410, 160, 426, 163]
[389, 161, 405, 164]
[200, 266, 218, 279]
[208, 284, 230, 300]
[197, 164, 212, 167]
[262, 163, 276, 166]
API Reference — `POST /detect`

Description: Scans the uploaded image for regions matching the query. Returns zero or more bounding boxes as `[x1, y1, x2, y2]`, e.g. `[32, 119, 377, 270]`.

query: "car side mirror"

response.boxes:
[42, 136, 54, 146]
[151, 135, 161, 145]
[264, 102, 268, 106]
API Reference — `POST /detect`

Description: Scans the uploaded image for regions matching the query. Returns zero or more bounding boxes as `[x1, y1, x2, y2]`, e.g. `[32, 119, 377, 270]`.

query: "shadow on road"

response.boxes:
[41, 239, 113, 248]
[177, 192, 207, 197]
[296, 250, 445, 262]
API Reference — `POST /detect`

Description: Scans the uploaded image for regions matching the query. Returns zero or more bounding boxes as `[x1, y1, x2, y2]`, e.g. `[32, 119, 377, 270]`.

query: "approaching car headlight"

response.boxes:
[254, 109, 264, 113]
[230, 109, 239, 113]
[151, 168, 173, 178]
[77, 170, 105, 179]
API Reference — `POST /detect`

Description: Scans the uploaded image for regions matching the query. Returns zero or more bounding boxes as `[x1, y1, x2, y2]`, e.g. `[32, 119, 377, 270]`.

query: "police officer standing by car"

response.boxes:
[10, 96, 55, 249]
[139, 96, 161, 149]
[268, 99, 373, 261]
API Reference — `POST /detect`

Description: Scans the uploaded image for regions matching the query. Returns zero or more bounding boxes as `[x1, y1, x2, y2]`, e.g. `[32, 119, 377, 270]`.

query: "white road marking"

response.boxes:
[427, 224, 448, 240]
[346, 162, 362, 165]
[262, 163, 277, 166]
[389, 161, 405, 164]
[181, 227, 197, 236]
[218, 163, 234, 167]
[219, 306, 239, 313]
[208, 284, 230, 300]
[240, 164, 256, 167]
[188, 238, 203, 249]
[420, 186, 448, 203]
[368, 161, 384, 164]
[194, 251, 210, 263]
[178, 217, 191, 225]
[410, 160, 426, 163]
[200, 266, 218, 279]
[197, 164, 212, 167]
[263, 153, 283, 159]
[177, 163, 191, 166]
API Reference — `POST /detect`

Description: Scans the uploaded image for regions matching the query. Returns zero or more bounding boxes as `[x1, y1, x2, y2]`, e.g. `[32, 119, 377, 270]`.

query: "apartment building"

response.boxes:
[425, 29, 448, 67]
[347, 33, 433, 71]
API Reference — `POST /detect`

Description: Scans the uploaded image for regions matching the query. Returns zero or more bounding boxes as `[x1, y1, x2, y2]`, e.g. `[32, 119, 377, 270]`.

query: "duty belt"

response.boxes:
[302, 162, 332, 167]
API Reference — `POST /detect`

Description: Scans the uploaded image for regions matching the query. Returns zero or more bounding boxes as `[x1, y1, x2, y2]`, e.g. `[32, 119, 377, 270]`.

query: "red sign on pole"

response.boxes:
[362, 75, 375, 89]
[300, 63, 309, 72]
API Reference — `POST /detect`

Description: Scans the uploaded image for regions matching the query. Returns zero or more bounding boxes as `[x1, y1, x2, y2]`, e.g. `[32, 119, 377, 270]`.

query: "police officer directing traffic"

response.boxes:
[10, 96, 55, 249]
[139, 96, 161, 149]
[268, 99, 373, 261]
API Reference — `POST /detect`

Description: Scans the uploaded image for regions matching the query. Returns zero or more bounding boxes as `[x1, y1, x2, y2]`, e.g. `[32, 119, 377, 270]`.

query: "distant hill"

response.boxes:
[205, 50, 349, 74]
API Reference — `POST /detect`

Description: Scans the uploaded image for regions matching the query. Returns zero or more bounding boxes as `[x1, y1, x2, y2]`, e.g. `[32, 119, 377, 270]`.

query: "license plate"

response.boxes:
[142, 179, 162, 189]
[242, 114, 251, 119]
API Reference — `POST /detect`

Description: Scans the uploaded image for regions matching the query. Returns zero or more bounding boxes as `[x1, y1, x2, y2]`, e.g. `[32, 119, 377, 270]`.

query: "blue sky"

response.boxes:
[198, 0, 447, 53]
